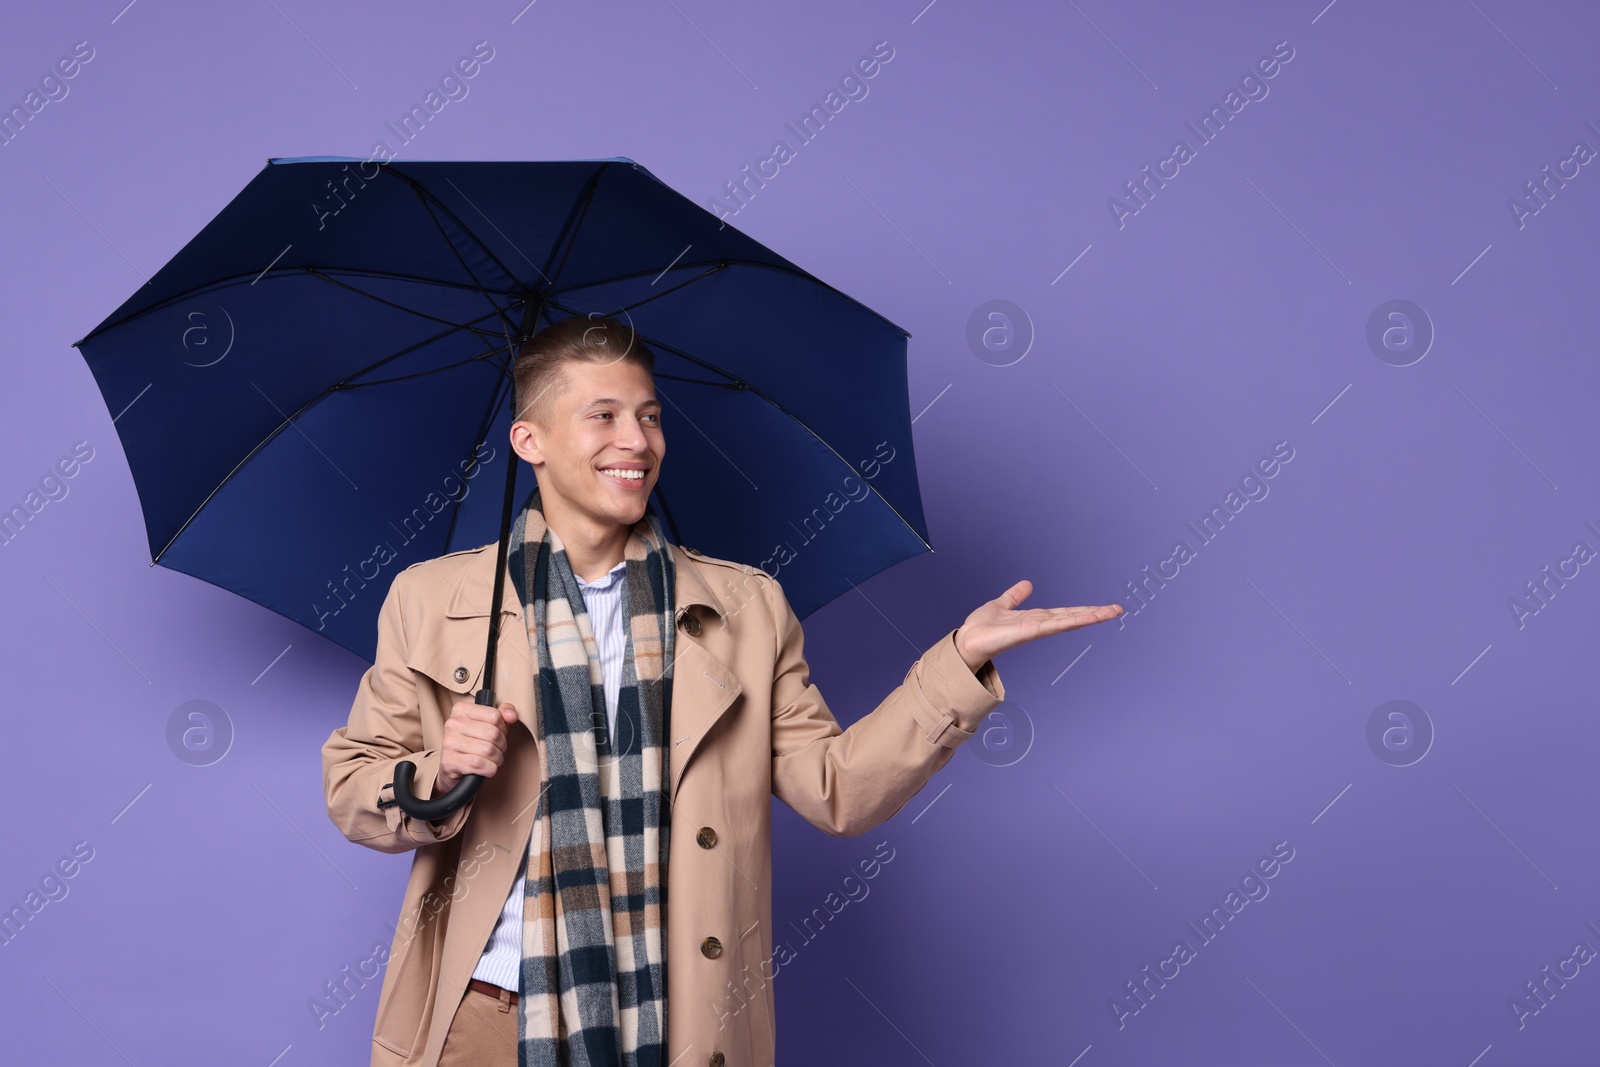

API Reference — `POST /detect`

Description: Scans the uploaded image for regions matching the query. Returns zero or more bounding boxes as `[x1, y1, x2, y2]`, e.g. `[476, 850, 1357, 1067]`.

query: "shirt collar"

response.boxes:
[576, 559, 628, 590]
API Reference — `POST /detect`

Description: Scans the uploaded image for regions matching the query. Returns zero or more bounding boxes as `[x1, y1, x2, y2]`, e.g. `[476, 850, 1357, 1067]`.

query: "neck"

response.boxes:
[538, 490, 633, 583]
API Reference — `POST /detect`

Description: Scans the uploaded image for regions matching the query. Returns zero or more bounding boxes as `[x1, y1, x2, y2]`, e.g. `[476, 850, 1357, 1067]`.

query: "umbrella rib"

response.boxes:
[337, 350, 510, 390]
[308, 269, 515, 338]
[539, 163, 610, 299]
[377, 164, 523, 292]
[427, 300, 526, 560]
[372, 281, 526, 558]
[648, 370, 745, 391]
[547, 257, 766, 296]
[545, 257, 912, 341]
[541, 297, 932, 554]
[318, 267, 517, 296]
[403, 183, 523, 341]
[593, 262, 728, 318]
[439, 350, 517, 553]
[73, 267, 520, 345]
[302, 260, 526, 400]
[150, 307, 514, 564]
[540, 295, 741, 390]
[545, 255, 923, 341]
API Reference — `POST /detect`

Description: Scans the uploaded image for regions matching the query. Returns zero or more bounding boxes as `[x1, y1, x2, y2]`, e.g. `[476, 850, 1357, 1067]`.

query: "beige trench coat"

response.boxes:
[321, 539, 1005, 1067]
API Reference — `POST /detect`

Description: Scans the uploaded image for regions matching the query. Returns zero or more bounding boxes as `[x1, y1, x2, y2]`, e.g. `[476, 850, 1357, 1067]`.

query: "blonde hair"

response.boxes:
[512, 314, 655, 427]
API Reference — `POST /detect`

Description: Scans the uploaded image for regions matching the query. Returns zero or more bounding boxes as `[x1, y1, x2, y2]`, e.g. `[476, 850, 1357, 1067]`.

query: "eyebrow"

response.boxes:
[578, 397, 660, 411]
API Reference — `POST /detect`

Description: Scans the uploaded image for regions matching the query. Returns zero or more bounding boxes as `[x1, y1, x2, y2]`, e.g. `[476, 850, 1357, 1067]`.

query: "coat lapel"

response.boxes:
[658, 543, 744, 804]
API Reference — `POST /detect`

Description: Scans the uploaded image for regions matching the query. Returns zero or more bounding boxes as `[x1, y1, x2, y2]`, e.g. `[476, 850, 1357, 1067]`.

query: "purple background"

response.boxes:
[3, 1, 1598, 1064]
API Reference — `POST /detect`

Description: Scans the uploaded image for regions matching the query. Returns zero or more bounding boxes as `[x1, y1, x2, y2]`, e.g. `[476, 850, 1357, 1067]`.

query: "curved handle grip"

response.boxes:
[391, 762, 483, 822]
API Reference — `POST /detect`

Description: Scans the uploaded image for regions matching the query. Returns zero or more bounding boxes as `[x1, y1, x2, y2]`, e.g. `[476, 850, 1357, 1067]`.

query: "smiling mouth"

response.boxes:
[599, 467, 649, 487]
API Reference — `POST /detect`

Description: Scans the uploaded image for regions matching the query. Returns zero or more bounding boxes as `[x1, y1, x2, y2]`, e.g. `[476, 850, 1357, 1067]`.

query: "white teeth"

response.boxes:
[600, 468, 645, 480]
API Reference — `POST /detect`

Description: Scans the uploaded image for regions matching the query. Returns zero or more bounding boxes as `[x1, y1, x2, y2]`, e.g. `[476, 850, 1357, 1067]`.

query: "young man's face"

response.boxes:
[511, 358, 664, 532]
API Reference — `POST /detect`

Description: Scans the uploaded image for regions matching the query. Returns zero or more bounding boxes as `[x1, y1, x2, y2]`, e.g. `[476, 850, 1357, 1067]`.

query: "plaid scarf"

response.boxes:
[508, 483, 673, 1067]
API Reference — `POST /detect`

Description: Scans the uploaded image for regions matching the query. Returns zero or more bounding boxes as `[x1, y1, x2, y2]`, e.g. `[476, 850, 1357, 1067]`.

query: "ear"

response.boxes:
[509, 421, 544, 465]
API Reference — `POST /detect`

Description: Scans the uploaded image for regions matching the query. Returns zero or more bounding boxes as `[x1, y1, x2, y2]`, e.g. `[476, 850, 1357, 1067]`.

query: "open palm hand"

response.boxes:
[953, 580, 1124, 672]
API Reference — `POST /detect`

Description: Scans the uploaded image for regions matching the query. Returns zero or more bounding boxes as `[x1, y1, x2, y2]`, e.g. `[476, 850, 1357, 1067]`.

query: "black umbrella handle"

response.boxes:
[391, 688, 495, 821]
[391, 765, 482, 823]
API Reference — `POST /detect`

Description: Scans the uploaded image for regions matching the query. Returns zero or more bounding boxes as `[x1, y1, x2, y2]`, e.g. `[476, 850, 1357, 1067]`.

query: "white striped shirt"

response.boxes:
[470, 558, 629, 991]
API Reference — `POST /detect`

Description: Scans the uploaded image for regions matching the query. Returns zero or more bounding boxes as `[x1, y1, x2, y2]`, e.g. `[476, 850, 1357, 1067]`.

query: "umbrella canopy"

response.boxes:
[73, 156, 931, 662]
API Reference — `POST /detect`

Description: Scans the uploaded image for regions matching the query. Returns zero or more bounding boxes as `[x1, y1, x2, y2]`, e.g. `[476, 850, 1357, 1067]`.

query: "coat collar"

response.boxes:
[441, 539, 729, 625]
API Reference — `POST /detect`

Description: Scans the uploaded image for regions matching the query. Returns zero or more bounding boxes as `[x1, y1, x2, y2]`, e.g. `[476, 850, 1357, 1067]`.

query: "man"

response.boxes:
[322, 316, 1123, 1067]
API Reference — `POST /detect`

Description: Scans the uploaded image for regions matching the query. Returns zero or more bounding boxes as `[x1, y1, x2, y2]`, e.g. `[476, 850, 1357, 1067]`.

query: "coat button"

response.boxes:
[681, 613, 702, 637]
[696, 826, 717, 849]
[453, 666, 469, 684]
[708, 1054, 724, 1067]
[683, 545, 701, 556]
[701, 936, 722, 959]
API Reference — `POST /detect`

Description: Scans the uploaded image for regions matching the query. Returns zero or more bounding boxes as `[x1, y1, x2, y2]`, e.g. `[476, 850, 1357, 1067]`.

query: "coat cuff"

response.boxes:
[905, 629, 1006, 749]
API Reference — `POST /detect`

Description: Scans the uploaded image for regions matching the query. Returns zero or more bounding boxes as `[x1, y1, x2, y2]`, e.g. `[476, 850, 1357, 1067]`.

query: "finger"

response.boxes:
[451, 720, 512, 748]
[1015, 607, 1100, 627]
[450, 734, 507, 764]
[1046, 606, 1123, 631]
[464, 703, 511, 726]
[998, 579, 1033, 608]
[449, 750, 498, 778]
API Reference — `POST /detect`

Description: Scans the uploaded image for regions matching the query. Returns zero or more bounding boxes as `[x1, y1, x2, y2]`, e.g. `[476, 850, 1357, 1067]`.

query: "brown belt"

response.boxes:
[467, 978, 518, 1005]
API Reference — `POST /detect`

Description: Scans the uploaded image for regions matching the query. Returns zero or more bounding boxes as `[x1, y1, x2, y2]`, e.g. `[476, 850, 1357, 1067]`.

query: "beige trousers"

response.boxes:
[438, 983, 519, 1067]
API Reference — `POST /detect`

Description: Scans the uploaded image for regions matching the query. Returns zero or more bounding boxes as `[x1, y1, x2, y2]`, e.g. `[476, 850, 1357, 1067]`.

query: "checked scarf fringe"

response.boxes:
[509, 484, 674, 1067]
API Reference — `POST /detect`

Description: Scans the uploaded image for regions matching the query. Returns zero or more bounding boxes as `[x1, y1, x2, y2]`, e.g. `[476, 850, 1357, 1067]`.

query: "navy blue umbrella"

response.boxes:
[74, 156, 931, 815]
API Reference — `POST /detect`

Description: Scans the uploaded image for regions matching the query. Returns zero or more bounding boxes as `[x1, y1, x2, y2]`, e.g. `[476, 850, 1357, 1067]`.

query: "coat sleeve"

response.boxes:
[766, 575, 1005, 837]
[321, 571, 475, 853]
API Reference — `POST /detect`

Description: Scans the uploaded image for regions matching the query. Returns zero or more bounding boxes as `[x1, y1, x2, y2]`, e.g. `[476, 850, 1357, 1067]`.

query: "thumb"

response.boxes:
[998, 579, 1033, 608]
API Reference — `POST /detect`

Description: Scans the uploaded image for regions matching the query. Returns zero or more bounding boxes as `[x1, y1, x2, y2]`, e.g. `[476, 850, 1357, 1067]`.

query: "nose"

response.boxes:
[615, 414, 651, 451]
